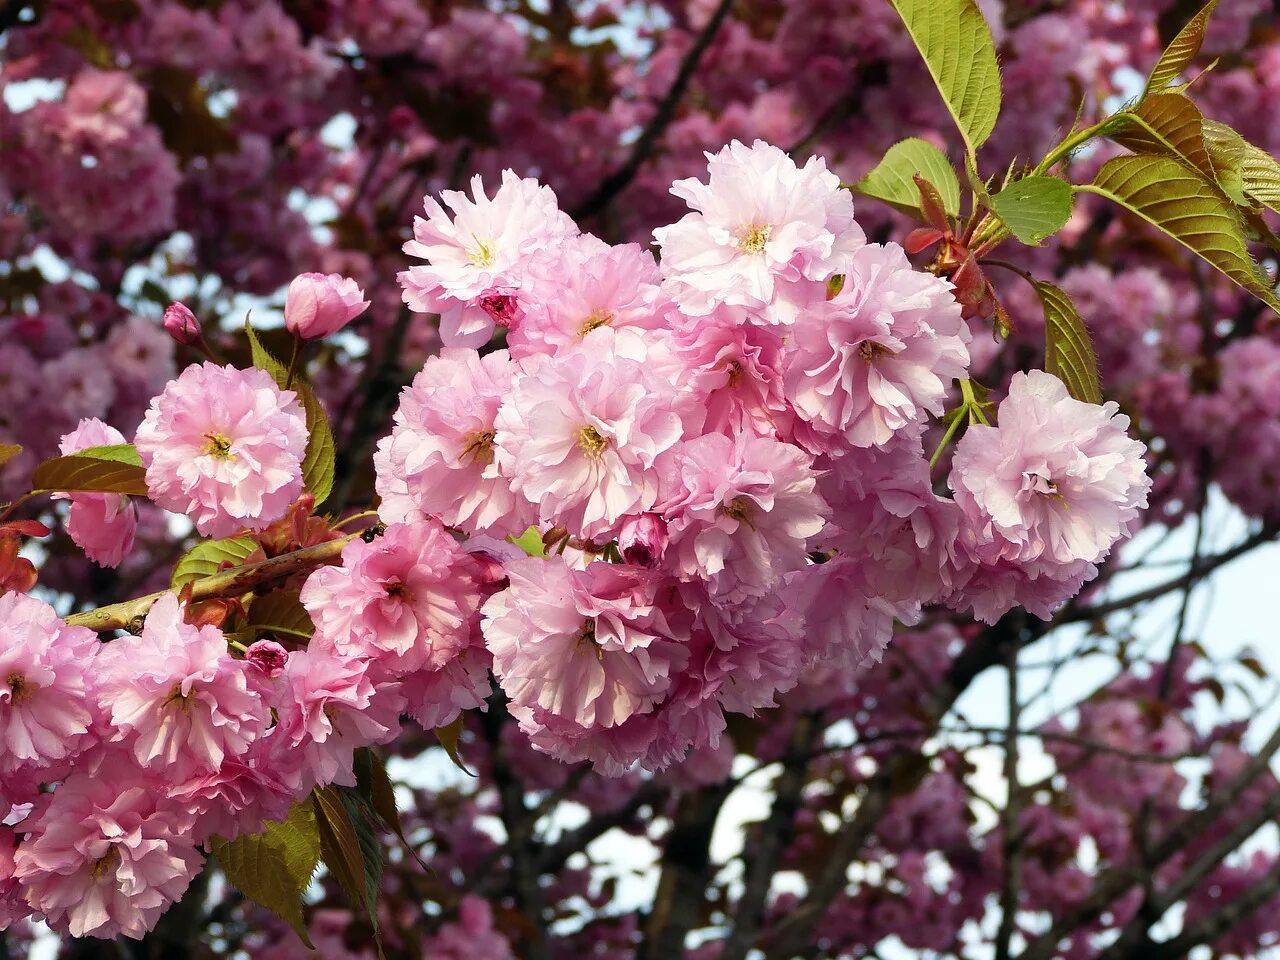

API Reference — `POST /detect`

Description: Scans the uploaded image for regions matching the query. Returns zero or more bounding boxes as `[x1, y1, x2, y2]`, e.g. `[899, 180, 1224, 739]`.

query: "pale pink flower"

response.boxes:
[494, 345, 685, 539]
[56, 418, 137, 568]
[483, 558, 685, 732]
[97, 593, 269, 783]
[14, 771, 201, 939]
[653, 139, 864, 325]
[656, 433, 828, 599]
[0, 592, 100, 777]
[950, 370, 1150, 568]
[510, 241, 668, 358]
[275, 647, 403, 789]
[135, 363, 308, 537]
[300, 521, 482, 676]
[399, 650, 492, 731]
[284, 272, 369, 339]
[400, 171, 579, 346]
[784, 242, 970, 450]
[374, 348, 533, 535]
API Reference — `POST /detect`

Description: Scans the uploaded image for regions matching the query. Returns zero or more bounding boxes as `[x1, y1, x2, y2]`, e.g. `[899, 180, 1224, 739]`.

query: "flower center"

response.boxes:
[579, 308, 615, 336]
[203, 432, 234, 459]
[163, 683, 192, 714]
[724, 359, 744, 388]
[858, 341, 893, 363]
[6, 673, 32, 704]
[460, 429, 496, 466]
[90, 846, 122, 881]
[1024, 471, 1063, 500]
[576, 619, 604, 661]
[736, 223, 772, 254]
[720, 495, 757, 528]
[578, 425, 609, 460]
[384, 579, 412, 601]
[468, 238, 497, 269]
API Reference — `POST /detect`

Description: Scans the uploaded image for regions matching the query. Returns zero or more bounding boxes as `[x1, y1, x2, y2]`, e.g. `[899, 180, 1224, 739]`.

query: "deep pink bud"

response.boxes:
[245, 639, 289, 677]
[477, 286, 523, 327]
[618, 514, 668, 568]
[284, 272, 370, 339]
[163, 302, 202, 347]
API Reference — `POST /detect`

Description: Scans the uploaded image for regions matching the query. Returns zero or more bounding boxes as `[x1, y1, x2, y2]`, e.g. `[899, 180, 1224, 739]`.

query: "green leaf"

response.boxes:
[313, 786, 384, 941]
[433, 715, 474, 775]
[245, 323, 336, 506]
[990, 175, 1074, 245]
[1110, 94, 1216, 184]
[509, 525, 546, 557]
[1144, 0, 1220, 97]
[31, 445, 148, 496]
[888, 0, 1002, 156]
[1080, 155, 1280, 314]
[210, 801, 321, 948]
[1034, 281, 1103, 405]
[852, 138, 962, 218]
[171, 535, 258, 589]
[247, 588, 315, 640]
[357, 751, 404, 839]
[1202, 120, 1280, 214]
[0, 444, 21, 468]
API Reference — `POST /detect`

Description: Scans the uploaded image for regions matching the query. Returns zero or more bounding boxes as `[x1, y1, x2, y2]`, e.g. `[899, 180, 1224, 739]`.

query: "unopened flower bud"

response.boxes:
[245, 639, 289, 678]
[284, 272, 370, 339]
[163, 302, 202, 347]
[618, 513, 668, 568]
[477, 286, 523, 327]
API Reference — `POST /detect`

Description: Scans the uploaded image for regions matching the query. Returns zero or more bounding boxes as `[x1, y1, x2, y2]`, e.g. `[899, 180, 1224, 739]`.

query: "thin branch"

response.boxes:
[571, 0, 736, 220]
[537, 780, 666, 876]
[64, 533, 357, 632]
[1145, 854, 1280, 960]
[995, 634, 1024, 960]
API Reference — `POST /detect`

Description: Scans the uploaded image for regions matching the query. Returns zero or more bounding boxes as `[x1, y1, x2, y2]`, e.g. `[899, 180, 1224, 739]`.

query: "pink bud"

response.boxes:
[477, 286, 523, 327]
[244, 639, 289, 677]
[284, 272, 370, 339]
[618, 514, 668, 568]
[163, 302, 202, 347]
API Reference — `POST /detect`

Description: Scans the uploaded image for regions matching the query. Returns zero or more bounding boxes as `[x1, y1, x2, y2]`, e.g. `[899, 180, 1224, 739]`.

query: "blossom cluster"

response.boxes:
[0, 140, 1152, 942]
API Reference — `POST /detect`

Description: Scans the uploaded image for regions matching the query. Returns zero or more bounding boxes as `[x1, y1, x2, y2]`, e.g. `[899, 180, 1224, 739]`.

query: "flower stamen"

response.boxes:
[578, 426, 609, 460]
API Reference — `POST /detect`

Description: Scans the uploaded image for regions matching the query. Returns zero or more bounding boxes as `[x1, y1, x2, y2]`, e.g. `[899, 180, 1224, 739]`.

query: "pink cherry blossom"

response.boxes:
[653, 139, 864, 325]
[784, 242, 970, 450]
[300, 520, 482, 676]
[374, 348, 533, 535]
[56, 418, 138, 568]
[0, 592, 101, 777]
[399, 171, 579, 346]
[483, 558, 686, 734]
[655, 432, 828, 599]
[14, 771, 201, 940]
[134, 363, 308, 538]
[96, 593, 269, 783]
[493, 343, 685, 539]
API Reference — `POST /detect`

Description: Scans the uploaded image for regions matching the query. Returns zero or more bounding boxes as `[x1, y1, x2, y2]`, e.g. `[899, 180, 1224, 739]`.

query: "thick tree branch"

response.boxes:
[720, 711, 823, 960]
[995, 638, 1024, 960]
[638, 780, 733, 960]
[571, 0, 736, 220]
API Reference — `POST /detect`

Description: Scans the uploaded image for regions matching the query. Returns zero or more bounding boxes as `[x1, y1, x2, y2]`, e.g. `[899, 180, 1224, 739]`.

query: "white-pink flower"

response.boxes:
[56, 418, 137, 568]
[494, 344, 685, 539]
[97, 593, 269, 783]
[483, 558, 685, 732]
[784, 242, 970, 451]
[653, 139, 864, 324]
[0, 592, 100, 777]
[399, 170, 579, 346]
[134, 363, 308, 538]
[950, 370, 1151, 568]
[374, 348, 533, 535]
[300, 520, 482, 676]
[655, 432, 828, 599]
[14, 771, 201, 939]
